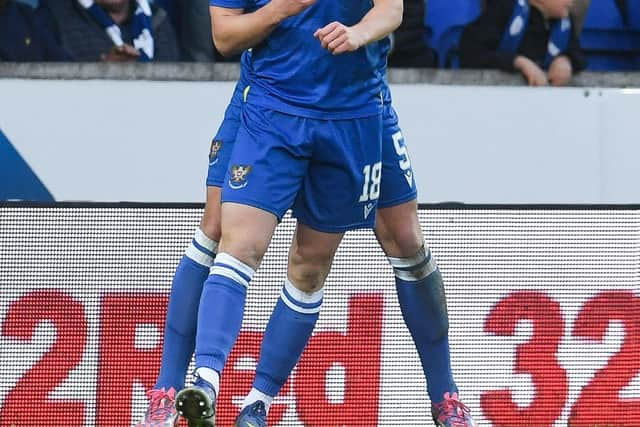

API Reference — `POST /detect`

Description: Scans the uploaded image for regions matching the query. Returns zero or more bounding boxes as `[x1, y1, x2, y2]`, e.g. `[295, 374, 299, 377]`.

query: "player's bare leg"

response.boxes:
[137, 186, 223, 427]
[235, 222, 343, 427]
[200, 186, 223, 242]
[375, 199, 476, 427]
[375, 199, 423, 258]
[287, 222, 342, 291]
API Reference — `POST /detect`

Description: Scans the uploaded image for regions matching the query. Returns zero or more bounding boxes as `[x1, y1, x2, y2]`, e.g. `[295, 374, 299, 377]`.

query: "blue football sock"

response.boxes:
[252, 279, 323, 397]
[389, 245, 458, 403]
[195, 252, 255, 373]
[156, 228, 218, 390]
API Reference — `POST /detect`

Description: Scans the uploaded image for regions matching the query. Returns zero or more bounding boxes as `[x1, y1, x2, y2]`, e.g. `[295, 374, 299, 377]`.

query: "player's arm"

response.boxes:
[210, 0, 316, 57]
[314, 0, 403, 55]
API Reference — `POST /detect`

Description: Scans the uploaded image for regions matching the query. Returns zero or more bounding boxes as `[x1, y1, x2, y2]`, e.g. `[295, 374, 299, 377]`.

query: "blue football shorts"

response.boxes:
[221, 100, 382, 232]
[205, 78, 246, 187]
[206, 86, 417, 229]
[378, 104, 417, 208]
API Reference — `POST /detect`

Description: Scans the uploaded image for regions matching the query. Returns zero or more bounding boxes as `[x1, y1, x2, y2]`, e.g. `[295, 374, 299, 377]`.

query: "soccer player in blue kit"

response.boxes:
[136, 0, 477, 426]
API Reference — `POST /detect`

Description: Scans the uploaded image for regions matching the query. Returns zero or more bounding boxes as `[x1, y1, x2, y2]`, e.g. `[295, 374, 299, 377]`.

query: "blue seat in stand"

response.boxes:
[425, 0, 483, 68]
[580, 0, 640, 70]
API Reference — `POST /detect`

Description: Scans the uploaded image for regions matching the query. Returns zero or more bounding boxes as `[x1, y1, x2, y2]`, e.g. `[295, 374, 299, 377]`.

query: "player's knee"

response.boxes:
[288, 248, 333, 292]
[380, 225, 423, 258]
[199, 216, 221, 244]
[219, 233, 268, 269]
[399, 226, 424, 256]
[376, 207, 423, 258]
[288, 262, 329, 292]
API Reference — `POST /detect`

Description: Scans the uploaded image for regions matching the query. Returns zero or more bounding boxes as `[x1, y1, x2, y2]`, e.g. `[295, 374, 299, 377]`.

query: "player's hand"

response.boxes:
[269, 0, 316, 20]
[100, 44, 140, 62]
[514, 56, 548, 87]
[314, 22, 365, 55]
[547, 55, 573, 86]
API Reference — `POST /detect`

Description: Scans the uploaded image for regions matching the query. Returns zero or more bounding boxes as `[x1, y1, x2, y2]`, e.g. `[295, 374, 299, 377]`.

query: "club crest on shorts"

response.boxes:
[229, 165, 252, 189]
[209, 140, 223, 165]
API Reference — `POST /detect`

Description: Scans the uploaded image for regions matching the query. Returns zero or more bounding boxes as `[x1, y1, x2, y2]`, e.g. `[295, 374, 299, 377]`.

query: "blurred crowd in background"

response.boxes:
[1, 0, 639, 84]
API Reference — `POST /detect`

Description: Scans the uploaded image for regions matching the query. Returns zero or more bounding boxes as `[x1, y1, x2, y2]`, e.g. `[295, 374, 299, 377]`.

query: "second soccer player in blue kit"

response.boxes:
[136, 0, 478, 425]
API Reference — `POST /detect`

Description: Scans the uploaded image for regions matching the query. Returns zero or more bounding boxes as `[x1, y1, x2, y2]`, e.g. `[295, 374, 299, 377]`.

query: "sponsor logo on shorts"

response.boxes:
[209, 140, 223, 165]
[404, 170, 413, 187]
[364, 202, 375, 220]
[229, 165, 252, 189]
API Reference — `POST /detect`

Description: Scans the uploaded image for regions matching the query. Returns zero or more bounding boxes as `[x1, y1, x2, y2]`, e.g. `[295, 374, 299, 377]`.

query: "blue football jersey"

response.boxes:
[378, 35, 392, 106]
[210, 0, 383, 119]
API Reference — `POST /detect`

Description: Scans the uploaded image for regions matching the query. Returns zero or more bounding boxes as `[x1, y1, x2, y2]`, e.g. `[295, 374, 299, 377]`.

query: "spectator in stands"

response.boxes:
[388, 0, 437, 67]
[44, 0, 179, 62]
[149, 0, 214, 61]
[459, 0, 586, 86]
[179, 0, 214, 61]
[0, 0, 70, 61]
